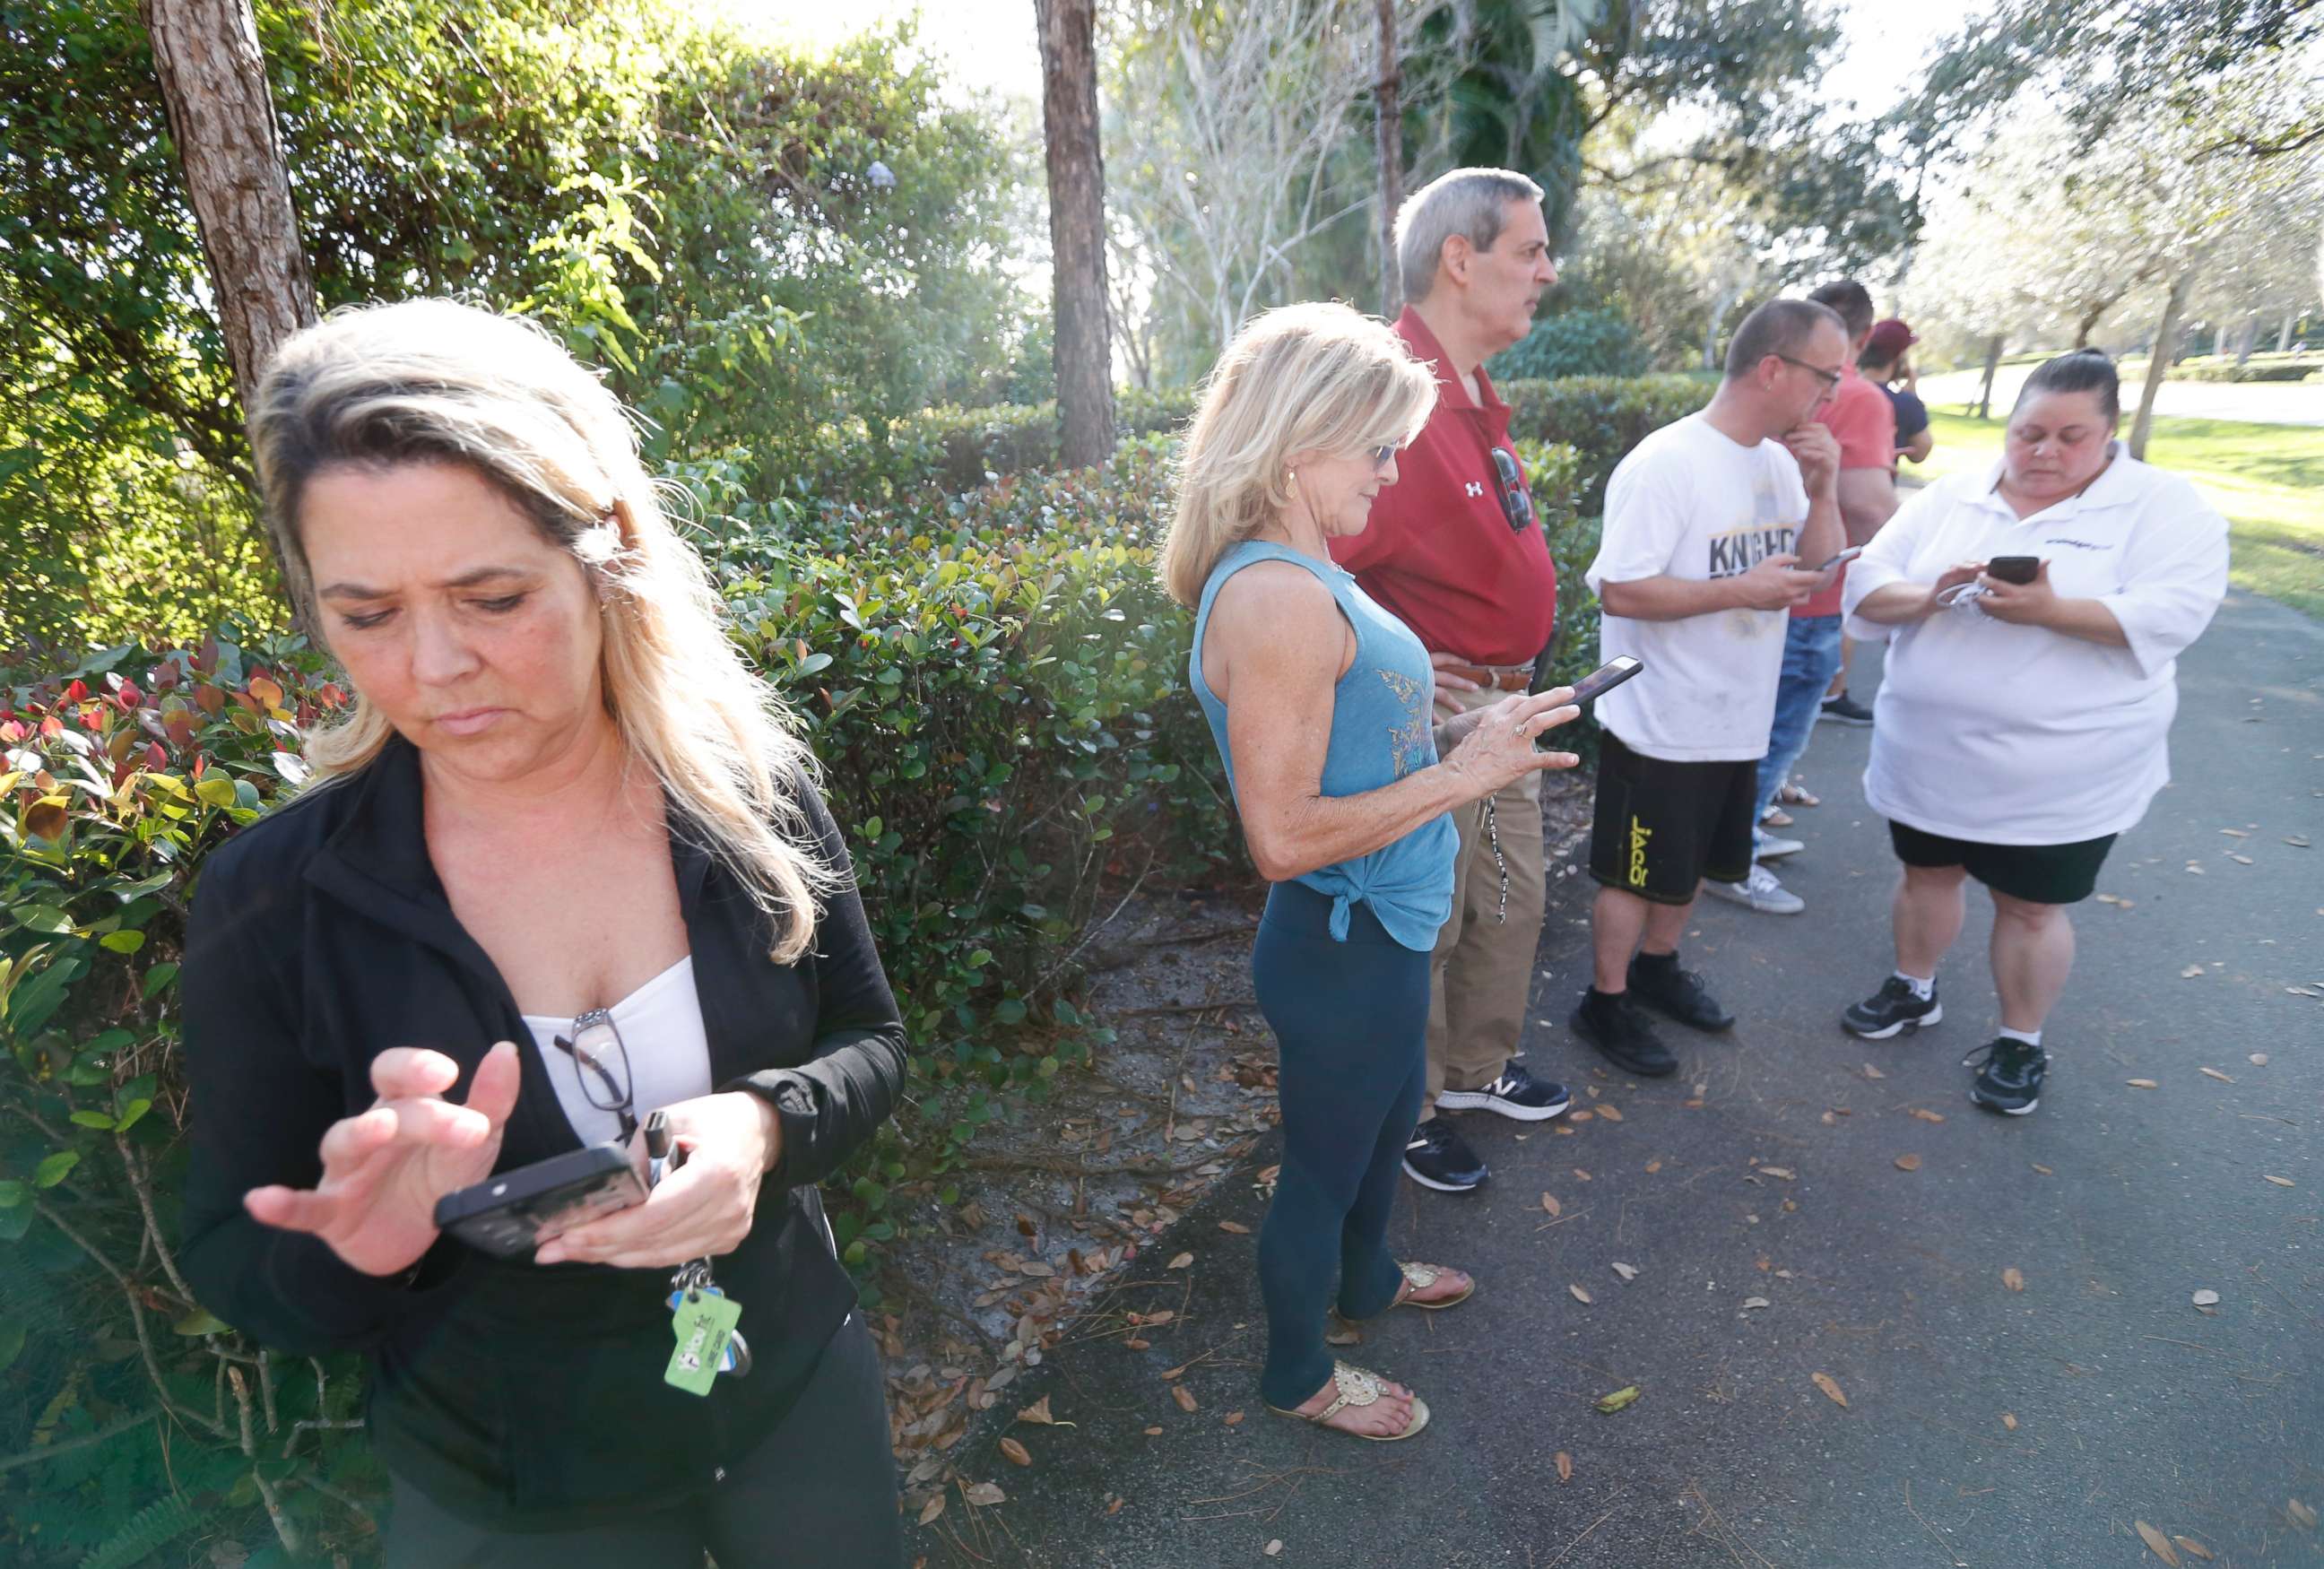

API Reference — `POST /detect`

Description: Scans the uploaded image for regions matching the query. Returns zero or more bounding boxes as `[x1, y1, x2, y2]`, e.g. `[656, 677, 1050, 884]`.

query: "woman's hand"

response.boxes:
[1977, 559, 2058, 625]
[244, 1042, 523, 1278]
[1442, 689, 1582, 800]
[533, 1090, 783, 1270]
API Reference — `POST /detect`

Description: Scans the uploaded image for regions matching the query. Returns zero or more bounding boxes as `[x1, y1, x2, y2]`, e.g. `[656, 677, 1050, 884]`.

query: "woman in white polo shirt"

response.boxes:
[1836, 351, 2227, 1114]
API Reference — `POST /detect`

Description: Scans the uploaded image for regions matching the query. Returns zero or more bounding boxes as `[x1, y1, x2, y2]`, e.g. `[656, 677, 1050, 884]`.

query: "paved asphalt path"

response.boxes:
[917, 591, 2321, 1569]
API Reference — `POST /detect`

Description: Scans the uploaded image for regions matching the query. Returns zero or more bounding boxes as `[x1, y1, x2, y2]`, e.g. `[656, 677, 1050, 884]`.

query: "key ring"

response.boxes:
[647, 1113, 752, 1381]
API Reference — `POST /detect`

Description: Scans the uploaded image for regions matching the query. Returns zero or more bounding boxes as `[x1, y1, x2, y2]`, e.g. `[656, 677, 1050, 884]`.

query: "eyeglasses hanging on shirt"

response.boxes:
[552, 1010, 638, 1144]
[1489, 447, 1534, 534]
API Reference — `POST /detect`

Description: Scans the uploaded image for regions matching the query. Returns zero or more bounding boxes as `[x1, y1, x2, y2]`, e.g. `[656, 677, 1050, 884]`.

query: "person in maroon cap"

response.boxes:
[1327, 167, 1568, 1194]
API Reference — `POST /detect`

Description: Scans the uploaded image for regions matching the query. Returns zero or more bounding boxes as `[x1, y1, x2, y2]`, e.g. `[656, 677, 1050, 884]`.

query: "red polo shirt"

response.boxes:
[1794, 361, 1896, 619]
[1326, 309, 1558, 665]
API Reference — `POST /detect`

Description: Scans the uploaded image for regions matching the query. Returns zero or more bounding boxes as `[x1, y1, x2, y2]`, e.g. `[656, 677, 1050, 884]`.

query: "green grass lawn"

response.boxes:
[1910, 411, 2324, 620]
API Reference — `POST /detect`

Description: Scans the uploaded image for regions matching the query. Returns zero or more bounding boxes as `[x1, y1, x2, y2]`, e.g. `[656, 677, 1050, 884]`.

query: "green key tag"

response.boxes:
[664, 1289, 743, 1397]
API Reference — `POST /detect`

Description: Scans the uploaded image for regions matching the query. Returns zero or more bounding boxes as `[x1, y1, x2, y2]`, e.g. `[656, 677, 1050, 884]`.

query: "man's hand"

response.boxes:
[1428, 649, 1480, 719]
[1899, 355, 1919, 392]
[1730, 553, 1825, 611]
[1782, 423, 1842, 497]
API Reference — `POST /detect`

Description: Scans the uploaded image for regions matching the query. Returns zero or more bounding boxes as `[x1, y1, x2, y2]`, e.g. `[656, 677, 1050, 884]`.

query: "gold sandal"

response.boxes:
[1391, 1261, 1475, 1311]
[1265, 1360, 1430, 1442]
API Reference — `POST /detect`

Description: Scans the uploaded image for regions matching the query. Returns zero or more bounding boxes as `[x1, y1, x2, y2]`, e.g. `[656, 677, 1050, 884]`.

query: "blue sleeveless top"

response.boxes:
[1189, 540, 1456, 950]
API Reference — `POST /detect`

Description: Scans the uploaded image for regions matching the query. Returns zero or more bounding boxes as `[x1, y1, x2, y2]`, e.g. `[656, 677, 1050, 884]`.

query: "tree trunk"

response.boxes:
[1974, 334, 2004, 420]
[2279, 309, 2297, 354]
[141, 0, 315, 412]
[2130, 273, 2192, 462]
[2073, 302, 2105, 349]
[2233, 315, 2258, 367]
[1035, 0, 1116, 470]
[1374, 0, 1402, 316]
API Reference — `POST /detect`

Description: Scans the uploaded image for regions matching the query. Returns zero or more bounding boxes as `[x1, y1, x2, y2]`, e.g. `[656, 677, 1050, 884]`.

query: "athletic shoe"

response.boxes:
[1843, 976, 1943, 1039]
[1818, 691, 1874, 726]
[1700, 863, 1804, 915]
[1964, 1037, 2050, 1115]
[1756, 834, 1805, 861]
[1569, 990, 1678, 1077]
[1626, 954, 1736, 1032]
[1402, 1117, 1488, 1192]
[1435, 1062, 1571, 1122]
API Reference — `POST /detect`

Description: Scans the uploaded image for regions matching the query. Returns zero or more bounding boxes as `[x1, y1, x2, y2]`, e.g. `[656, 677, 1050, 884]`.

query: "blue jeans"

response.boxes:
[1755, 613, 1845, 831]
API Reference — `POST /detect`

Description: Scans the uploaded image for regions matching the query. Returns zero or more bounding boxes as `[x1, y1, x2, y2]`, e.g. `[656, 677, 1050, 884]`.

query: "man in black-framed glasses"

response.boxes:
[1324, 167, 1574, 1196]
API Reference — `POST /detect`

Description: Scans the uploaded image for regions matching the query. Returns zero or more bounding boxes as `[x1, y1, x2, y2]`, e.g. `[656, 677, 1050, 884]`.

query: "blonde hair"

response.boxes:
[247, 299, 837, 963]
[1160, 302, 1437, 608]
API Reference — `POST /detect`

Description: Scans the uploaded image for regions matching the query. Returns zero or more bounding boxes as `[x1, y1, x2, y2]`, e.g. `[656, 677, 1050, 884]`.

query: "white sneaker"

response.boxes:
[1702, 863, 1804, 915]
[1755, 834, 1804, 861]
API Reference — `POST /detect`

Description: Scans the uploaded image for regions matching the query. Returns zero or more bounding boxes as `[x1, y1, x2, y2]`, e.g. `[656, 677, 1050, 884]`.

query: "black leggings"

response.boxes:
[383, 1313, 904, 1568]
[1249, 881, 1430, 1410]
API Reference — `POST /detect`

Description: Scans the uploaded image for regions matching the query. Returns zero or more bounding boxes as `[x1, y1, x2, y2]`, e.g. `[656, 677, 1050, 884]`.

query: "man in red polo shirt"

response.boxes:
[1704, 279, 1897, 916]
[1328, 167, 1567, 1193]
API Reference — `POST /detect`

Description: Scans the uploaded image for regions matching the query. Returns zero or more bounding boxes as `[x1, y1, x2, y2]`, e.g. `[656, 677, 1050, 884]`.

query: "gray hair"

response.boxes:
[1723, 299, 1845, 381]
[1394, 168, 1547, 306]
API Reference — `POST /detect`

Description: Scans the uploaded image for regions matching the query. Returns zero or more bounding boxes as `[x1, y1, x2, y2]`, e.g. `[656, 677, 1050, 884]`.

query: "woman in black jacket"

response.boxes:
[178, 299, 909, 1565]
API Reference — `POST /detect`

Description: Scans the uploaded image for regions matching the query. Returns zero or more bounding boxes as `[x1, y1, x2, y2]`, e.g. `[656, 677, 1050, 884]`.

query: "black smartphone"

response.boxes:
[434, 1142, 646, 1259]
[1813, 545, 1864, 572]
[1565, 655, 1644, 705]
[1987, 556, 2041, 585]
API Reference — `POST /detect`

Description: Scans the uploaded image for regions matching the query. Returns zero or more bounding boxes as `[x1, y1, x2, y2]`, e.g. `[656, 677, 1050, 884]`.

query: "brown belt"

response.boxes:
[1440, 663, 1531, 693]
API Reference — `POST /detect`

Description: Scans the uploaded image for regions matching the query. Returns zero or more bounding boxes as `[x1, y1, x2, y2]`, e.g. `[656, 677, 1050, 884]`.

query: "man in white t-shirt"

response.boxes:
[1570, 299, 1846, 1077]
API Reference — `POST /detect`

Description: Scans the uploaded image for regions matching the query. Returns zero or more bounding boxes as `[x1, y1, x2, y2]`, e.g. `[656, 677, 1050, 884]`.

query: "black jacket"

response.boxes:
[178, 736, 907, 1527]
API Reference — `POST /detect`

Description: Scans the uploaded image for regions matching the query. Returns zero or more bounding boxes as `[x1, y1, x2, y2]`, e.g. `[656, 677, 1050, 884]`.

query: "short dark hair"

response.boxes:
[2015, 349, 2120, 425]
[1723, 299, 1844, 381]
[1857, 342, 1897, 373]
[1808, 281, 1876, 341]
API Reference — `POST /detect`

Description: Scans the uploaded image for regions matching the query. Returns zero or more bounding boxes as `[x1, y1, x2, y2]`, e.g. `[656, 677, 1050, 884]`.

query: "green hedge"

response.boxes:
[0, 385, 1649, 1562]
[1500, 374, 1714, 515]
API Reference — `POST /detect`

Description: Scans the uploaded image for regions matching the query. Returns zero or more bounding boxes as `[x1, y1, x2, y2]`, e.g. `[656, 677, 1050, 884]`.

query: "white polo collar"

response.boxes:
[1974, 441, 2142, 524]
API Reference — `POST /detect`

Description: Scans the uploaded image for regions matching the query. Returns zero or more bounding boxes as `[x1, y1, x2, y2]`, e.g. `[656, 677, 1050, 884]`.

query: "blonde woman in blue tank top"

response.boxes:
[1161, 303, 1583, 1441]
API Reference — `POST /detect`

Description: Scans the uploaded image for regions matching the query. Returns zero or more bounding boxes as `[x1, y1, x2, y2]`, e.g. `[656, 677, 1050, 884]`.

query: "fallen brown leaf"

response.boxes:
[2199, 1067, 2234, 1083]
[1593, 1385, 1641, 1414]
[1218, 1220, 1252, 1235]
[2191, 1288, 2220, 1307]
[2264, 1175, 2295, 1187]
[1264, 1540, 1283, 1557]
[2136, 1520, 2181, 1565]
[2032, 1164, 2055, 1175]
[1123, 1338, 1150, 1351]
[1597, 1104, 1624, 1123]
[1894, 1154, 1921, 1172]
[1862, 1062, 1886, 1079]
[2288, 1498, 2318, 1529]
[1811, 1372, 1848, 1408]
[1540, 1192, 1562, 1217]
[1741, 1296, 1771, 1310]
[1909, 1107, 1947, 1123]
[2001, 1412, 2018, 1431]
[2002, 1267, 2025, 1292]
[1611, 1261, 1639, 1281]
[1757, 1166, 1797, 1180]
[1569, 1283, 1593, 1304]
[2228, 853, 2253, 864]
[2127, 1079, 2159, 1089]
[1568, 1109, 1594, 1123]
[2172, 1537, 2214, 1560]
[2180, 965, 2206, 979]
[2250, 1053, 2270, 1065]
[1556, 1451, 1574, 1483]
[1107, 1495, 1125, 1515]
[999, 1437, 1031, 1468]
[1222, 1410, 1244, 1426]
[1140, 1310, 1176, 1326]
[1644, 1158, 1663, 1174]
[1016, 1395, 1058, 1426]
[1171, 1384, 1198, 1414]
[1166, 1252, 1194, 1270]
[918, 1494, 947, 1525]
[1142, 1426, 1163, 1435]
[1574, 1167, 1592, 1182]
[962, 1481, 1006, 1507]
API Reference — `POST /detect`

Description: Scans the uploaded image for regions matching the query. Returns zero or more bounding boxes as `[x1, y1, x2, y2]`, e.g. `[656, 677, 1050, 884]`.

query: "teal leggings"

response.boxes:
[1250, 881, 1430, 1409]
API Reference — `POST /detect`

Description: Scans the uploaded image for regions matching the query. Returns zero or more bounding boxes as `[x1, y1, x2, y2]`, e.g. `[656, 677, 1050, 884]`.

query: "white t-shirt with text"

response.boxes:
[1584, 413, 1810, 762]
[1842, 446, 2227, 845]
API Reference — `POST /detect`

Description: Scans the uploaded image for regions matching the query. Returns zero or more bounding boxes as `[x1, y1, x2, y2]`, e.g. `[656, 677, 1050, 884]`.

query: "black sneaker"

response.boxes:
[1435, 1062, 1572, 1122]
[1626, 954, 1736, 1032]
[1843, 976, 1943, 1039]
[1568, 990, 1678, 1077]
[1402, 1116, 1488, 1192]
[1818, 690, 1874, 725]
[1964, 1037, 2049, 1115]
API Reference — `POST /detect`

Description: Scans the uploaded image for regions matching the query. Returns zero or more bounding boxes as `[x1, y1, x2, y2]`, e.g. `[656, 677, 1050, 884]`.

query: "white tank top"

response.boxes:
[519, 956, 714, 1146]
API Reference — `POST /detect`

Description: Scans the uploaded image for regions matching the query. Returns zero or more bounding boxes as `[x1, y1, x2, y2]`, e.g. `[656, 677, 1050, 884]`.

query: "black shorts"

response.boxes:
[1889, 821, 2118, 906]
[1588, 729, 1758, 906]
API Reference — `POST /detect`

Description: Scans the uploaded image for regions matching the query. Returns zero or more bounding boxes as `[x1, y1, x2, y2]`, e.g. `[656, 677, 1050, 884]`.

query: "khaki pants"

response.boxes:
[1425, 681, 1547, 1114]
